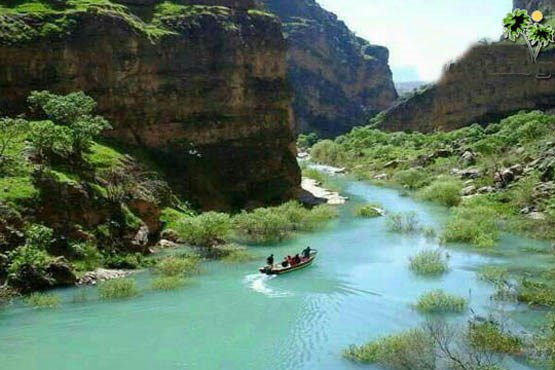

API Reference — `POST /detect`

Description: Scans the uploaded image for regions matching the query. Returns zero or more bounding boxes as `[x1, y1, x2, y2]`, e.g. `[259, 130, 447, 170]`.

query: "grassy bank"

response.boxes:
[303, 111, 555, 312]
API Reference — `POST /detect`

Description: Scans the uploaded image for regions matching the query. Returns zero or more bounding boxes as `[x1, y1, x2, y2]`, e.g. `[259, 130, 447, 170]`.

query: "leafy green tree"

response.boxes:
[176, 212, 231, 248]
[297, 133, 318, 149]
[27, 91, 111, 159]
[28, 120, 73, 161]
[0, 117, 28, 160]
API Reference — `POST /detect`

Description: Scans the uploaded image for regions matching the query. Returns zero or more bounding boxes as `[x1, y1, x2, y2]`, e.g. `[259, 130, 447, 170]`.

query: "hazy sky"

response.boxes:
[317, 0, 513, 82]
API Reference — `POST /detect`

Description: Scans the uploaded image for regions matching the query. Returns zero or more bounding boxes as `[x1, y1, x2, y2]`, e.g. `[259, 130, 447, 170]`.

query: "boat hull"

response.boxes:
[259, 251, 317, 275]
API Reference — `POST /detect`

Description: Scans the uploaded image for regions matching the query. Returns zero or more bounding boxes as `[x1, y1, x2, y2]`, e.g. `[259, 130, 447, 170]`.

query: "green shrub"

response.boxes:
[441, 205, 499, 248]
[156, 255, 200, 277]
[538, 313, 555, 368]
[516, 279, 555, 308]
[355, 204, 383, 218]
[414, 290, 466, 313]
[302, 167, 328, 183]
[25, 224, 54, 250]
[24, 292, 61, 308]
[343, 329, 435, 368]
[386, 212, 420, 233]
[103, 253, 145, 270]
[417, 178, 462, 207]
[70, 242, 102, 271]
[409, 250, 448, 276]
[392, 169, 430, 190]
[176, 212, 231, 248]
[297, 133, 318, 149]
[0, 117, 28, 161]
[98, 278, 138, 300]
[0, 286, 18, 307]
[467, 319, 523, 355]
[151, 276, 185, 291]
[160, 207, 192, 231]
[233, 208, 291, 243]
[310, 139, 346, 165]
[232, 201, 336, 243]
[221, 249, 257, 263]
[7, 243, 52, 280]
[477, 266, 509, 284]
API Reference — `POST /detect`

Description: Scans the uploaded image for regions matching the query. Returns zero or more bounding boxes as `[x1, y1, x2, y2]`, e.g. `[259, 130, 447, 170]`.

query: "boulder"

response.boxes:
[160, 229, 180, 243]
[78, 268, 131, 285]
[520, 206, 537, 215]
[8, 257, 77, 293]
[383, 160, 401, 169]
[494, 168, 516, 186]
[528, 212, 547, 220]
[462, 185, 477, 196]
[46, 257, 77, 287]
[461, 151, 476, 165]
[373, 173, 388, 180]
[540, 158, 555, 181]
[452, 168, 482, 179]
[509, 164, 524, 176]
[131, 225, 150, 249]
[159, 239, 179, 249]
[478, 186, 496, 194]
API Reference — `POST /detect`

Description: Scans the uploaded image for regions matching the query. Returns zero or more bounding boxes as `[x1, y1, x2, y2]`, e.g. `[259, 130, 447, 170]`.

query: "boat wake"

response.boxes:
[243, 274, 292, 298]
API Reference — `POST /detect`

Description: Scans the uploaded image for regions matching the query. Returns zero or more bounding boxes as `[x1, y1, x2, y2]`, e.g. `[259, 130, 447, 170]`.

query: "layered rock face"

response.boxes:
[262, 0, 397, 137]
[379, 1, 555, 132]
[0, 1, 300, 210]
[514, 0, 555, 13]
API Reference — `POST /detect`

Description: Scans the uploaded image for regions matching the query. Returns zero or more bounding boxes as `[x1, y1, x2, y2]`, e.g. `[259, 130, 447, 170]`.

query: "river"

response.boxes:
[0, 175, 547, 370]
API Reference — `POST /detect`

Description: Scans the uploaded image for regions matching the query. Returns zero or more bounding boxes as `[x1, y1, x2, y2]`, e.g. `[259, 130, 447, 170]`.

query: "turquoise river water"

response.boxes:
[0, 174, 549, 370]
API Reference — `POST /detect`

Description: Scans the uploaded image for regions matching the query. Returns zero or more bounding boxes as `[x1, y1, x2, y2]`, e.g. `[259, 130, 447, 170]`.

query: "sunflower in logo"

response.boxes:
[503, 8, 531, 41]
[527, 23, 555, 48]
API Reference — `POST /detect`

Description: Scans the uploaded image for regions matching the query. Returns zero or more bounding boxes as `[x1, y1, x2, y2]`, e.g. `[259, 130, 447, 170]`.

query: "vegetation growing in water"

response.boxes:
[386, 211, 420, 233]
[24, 292, 61, 308]
[414, 290, 467, 314]
[98, 278, 138, 300]
[344, 320, 511, 369]
[467, 318, 523, 355]
[409, 250, 448, 276]
[354, 203, 383, 218]
[416, 177, 462, 207]
[151, 276, 185, 291]
[155, 255, 200, 278]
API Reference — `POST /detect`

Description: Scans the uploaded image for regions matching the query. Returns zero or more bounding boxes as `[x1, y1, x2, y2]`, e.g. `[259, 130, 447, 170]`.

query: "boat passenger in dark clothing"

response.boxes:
[293, 254, 301, 264]
[302, 246, 311, 259]
[266, 254, 274, 266]
[281, 258, 289, 268]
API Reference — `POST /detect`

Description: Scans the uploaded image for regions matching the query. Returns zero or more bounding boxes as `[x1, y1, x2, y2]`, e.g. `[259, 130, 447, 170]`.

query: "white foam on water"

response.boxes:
[243, 274, 292, 298]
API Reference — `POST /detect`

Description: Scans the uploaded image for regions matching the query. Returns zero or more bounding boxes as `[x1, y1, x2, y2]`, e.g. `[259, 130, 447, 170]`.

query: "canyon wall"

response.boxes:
[0, 0, 300, 210]
[379, 0, 555, 132]
[263, 0, 397, 137]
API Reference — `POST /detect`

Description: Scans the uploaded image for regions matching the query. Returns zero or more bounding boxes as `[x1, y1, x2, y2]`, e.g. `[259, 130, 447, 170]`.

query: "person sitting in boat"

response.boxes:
[266, 254, 274, 266]
[281, 257, 289, 268]
[293, 254, 301, 265]
[302, 246, 311, 259]
[287, 255, 295, 266]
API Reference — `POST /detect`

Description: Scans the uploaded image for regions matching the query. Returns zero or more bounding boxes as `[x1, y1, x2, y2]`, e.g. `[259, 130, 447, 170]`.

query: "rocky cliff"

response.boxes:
[262, 0, 397, 137]
[514, 0, 555, 13]
[379, 0, 555, 132]
[0, 0, 300, 210]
